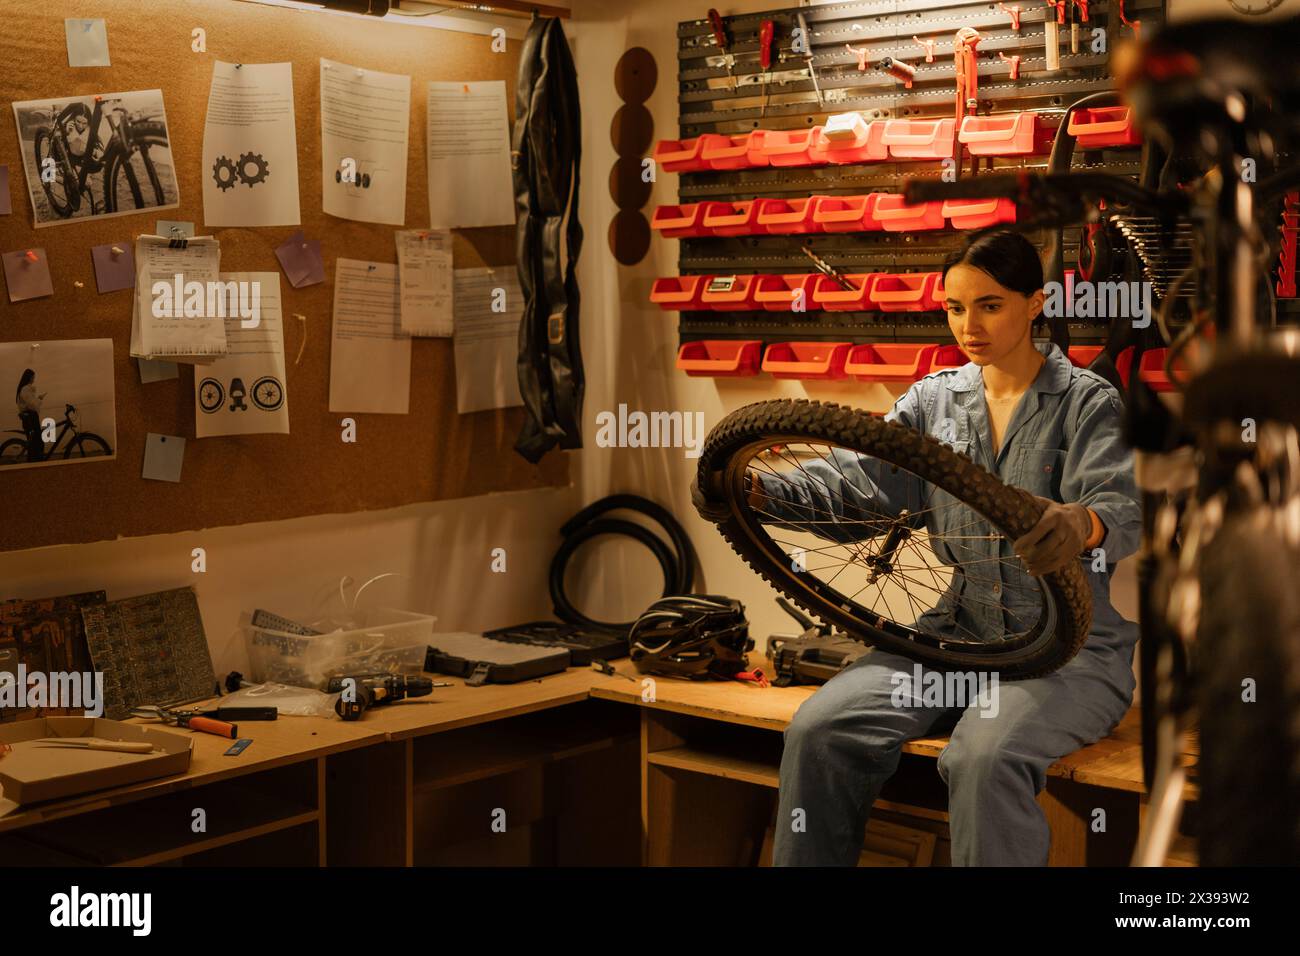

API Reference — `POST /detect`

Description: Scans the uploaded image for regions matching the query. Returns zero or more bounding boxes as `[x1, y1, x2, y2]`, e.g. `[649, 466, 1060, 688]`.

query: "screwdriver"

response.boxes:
[707, 8, 737, 92]
[758, 19, 774, 117]
[795, 11, 824, 109]
[1044, 0, 1063, 71]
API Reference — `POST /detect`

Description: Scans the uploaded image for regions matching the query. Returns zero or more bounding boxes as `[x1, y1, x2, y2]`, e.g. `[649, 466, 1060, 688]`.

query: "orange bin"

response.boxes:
[758, 128, 826, 167]
[844, 343, 938, 382]
[754, 274, 820, 312]
[811, 273, 874, 311]
[957, 112, 1047, 157]
[652, 134, 730, 173]
[816, 121, 889, 164]
[881, 118, 956, 159]
[676, 340, 764, 377]
[756, 197, 821, 234]
[941, 198, 1017, 230]
[873, 195, 946, 232]
[702, 199, 763, 236]
[1066, 106, 1141, 149]
[869, 273, 943, 312]
[811, 194, 885, 232]
[701, 131, 770, 170]
[700, 274, 762, 311]
[762, 342, 852, 380]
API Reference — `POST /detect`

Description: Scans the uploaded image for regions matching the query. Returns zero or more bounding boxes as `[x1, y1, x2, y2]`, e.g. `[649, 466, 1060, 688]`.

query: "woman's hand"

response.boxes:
[1012, 497, 1094, 576]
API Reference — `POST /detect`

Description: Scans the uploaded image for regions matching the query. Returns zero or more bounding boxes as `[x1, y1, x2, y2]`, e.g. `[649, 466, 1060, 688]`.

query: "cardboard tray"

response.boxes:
[0, 717, 192, 806]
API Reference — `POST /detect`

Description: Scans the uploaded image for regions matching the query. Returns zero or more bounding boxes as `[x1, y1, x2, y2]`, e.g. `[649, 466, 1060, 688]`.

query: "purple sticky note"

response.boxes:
[0, 165, 11, 216]
[275, 230, 325, 288]
[3, 248, 54, 302]
[92, 242, 135, 293]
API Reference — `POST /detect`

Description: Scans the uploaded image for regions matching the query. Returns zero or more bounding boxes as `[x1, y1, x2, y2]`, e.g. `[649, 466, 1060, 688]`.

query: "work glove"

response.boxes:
[690, 475, 731, 523]
[1012, 497, 1092, 576]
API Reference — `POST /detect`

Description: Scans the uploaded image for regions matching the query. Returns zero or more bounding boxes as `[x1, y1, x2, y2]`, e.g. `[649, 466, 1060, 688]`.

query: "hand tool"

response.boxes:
[879, 56, 916, 89]
[129, 704, 255, 739]
[800, 244, 857, 292]
[1069, 0, 1079, 54]
[794, 11, 824, 108]
[707, 8, 737, 92]
[1075, 0, 1089, 53]
[324, 673, 450, 721]
[34, 738, 156, 754]
[954, 27, 982, 119]
[1044, 0, 1063, 71]
[758, 19, 774, 117]
[590, 659, 637, 682]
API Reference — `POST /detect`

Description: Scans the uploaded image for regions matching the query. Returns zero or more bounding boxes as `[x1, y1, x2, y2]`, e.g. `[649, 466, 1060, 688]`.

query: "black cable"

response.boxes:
[549, 494, 697, 633]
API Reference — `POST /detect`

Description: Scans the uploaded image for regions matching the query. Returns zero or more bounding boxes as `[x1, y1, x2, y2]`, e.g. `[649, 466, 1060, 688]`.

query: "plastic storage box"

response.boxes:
[243, 607, 435, 689]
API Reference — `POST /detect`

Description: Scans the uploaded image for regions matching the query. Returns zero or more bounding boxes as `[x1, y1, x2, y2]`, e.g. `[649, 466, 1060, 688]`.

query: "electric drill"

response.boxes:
[325, 673, 441, 720]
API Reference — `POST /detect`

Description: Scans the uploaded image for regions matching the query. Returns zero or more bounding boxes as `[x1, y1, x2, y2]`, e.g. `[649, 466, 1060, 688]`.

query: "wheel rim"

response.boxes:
[0, 440, 27, 465]
[725, 437, 1059, 663]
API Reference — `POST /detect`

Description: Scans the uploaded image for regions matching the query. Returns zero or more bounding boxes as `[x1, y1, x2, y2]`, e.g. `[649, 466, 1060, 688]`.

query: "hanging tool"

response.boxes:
[1075, 0, 1089, 53]
[846, 42, 870, 71]
[913, 35, 936, 63]
[707, 8, 737, 92]
[800, 244, 857, 292]
[1068, 0, 1079, 54]
[1045, 0, 1064, 71]
[999, 51, 1022, 80]
[758, 19, 775, 117]
[795, 11, 824, 108]
[1118, 0, 1141, 38]
[999, 3, 1022, 30]
[954, 27, 982, 120]
[879, 56, 916, 89]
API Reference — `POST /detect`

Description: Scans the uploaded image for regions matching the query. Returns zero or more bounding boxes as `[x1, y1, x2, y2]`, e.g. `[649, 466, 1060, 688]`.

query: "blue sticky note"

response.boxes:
[91, 242, 134, 293]
[66, 18, 110, 68]
[142, 433, 185, 483]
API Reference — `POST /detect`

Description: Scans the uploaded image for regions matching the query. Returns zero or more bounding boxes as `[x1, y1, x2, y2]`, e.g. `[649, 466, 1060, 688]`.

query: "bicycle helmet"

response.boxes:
[628, 595, 752, 680]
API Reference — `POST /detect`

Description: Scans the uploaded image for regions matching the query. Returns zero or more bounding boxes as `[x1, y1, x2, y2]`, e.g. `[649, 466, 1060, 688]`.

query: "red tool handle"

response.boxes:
[759, 19, 774, 70]
[187, 716, 238, 739]
[707, 8, 728, 51]
[1048, 0, 1066, 24]
[1076, 0, 1089, 22]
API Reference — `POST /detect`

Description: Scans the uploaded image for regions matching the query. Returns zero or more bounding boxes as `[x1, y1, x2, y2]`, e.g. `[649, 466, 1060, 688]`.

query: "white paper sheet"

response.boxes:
[453, 267, 523, 414]
[131, 236, 226, 363]
[426, 81, 515, 229]
[202, 62, 302, 227]
[396, 229, 453, 337]
[329, 259, 411, 414]
[195, 272, 289, 437]
[320, 59, 410, 226]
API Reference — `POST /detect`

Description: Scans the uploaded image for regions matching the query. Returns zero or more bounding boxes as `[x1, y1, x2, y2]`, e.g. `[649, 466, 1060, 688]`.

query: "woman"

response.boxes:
[759, 231, 1140, 866]
[15, 368, 45, 463]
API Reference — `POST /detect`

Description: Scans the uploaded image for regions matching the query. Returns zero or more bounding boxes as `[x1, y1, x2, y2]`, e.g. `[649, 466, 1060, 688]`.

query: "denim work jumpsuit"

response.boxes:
[765, 342, 1141, 866]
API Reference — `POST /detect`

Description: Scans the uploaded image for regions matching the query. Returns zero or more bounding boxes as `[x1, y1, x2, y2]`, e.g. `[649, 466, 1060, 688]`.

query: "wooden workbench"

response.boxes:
[0, 662, 1196, 866]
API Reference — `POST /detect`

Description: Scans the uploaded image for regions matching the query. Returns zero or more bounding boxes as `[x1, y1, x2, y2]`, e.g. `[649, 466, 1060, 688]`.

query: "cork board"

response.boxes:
[0, 0, 569, 554]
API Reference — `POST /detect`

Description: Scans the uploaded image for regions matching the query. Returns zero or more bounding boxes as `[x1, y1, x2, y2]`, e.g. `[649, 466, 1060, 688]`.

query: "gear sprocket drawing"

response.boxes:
[237, 151, 270, 187]
[212, 155, 239, 192]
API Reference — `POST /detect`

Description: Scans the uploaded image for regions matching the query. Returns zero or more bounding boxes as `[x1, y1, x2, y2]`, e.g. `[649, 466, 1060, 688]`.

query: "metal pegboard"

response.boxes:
[669, 0, 1168, 350]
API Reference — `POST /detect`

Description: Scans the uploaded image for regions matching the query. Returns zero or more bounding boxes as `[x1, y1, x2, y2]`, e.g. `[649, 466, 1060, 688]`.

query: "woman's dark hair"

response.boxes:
[941, 230, 1044, 296]
[16, 368, 35, 405]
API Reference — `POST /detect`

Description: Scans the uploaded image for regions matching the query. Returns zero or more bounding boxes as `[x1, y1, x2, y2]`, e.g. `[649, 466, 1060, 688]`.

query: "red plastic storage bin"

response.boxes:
[762, 341, 852, 380]
[811, 194, 885, 232]
[957, 112, 1047, 157]
[759, 128, 826, 167]
[650, 202, 714, 238]
[755, 197, 821, 234]
[881, 118, 956, 159]
[869, 273, 942, 312]
[811, 273, 874, 311]
[701, 131, 770, 170]
[650, 275, 714, 310]
[872, 195, 946, 232]
[700, 274, 762, 311]
[754, 273, 820, 311]
[1067, 345, 1105, 369]
[1066, 106, 1141, 149]
[844, 343, 938, 382]
[701, 199, 763, 237]
[929, 344, 968, 371]
[1116, 347, 1188, 392]
[652, 135, 730, 173]
[942, 198, 1017, 230]
[816, 121, 889, 164]
[676, 340, 764, 377]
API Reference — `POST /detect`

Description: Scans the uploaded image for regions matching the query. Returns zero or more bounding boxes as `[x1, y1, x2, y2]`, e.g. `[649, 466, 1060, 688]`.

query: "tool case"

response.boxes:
[424, 632, 570, 686]
[768, 631, 871, 687]
[483, 620, 627, 666]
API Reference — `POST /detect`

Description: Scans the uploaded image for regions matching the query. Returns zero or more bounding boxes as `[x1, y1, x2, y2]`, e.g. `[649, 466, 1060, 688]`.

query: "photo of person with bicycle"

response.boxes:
[0, 340, 116, 469]
[11, 88, 178, 226]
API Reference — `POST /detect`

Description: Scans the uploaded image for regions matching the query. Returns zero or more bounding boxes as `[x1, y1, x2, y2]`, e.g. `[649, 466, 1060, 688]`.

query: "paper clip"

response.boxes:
[24, 250, 38, 263]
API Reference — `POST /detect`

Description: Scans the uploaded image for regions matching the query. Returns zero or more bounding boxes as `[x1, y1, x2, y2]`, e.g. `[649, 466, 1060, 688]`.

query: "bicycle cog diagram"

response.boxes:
[211, 151, 270, 191]
[237, 151, 269, 187]
[212, 156, 239, 192]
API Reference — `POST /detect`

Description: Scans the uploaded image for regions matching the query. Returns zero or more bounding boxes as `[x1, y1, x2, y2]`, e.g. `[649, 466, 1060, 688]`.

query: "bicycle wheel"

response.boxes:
[1196, 507, 1300, 865]
[33, 128, 76, 218]
[0, 438, 27, 465]
[104, 130, 166, 213]
[63, 434, 112, 459]
[696, 399, 1092, 679]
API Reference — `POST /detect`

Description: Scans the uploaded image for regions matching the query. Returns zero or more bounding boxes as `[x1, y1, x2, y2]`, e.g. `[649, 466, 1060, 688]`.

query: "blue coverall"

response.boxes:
[763, 342, 1141, 866]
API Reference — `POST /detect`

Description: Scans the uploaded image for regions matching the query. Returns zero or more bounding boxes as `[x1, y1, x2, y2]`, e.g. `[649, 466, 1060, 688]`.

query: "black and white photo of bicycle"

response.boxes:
[12, 89, 179, 227]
